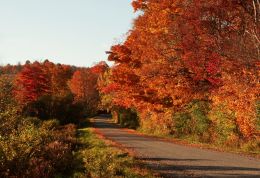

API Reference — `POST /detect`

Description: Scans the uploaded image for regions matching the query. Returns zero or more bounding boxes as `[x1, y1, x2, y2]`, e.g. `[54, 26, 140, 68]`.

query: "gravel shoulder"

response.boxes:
[92, 116, 260, 178]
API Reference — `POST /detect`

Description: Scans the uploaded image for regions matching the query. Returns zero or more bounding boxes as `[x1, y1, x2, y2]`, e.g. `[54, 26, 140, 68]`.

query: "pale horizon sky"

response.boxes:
[0, 0, 137, 67]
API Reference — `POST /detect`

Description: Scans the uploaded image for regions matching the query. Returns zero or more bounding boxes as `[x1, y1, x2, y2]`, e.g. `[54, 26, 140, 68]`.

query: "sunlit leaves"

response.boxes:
[101, 0, 259, 139]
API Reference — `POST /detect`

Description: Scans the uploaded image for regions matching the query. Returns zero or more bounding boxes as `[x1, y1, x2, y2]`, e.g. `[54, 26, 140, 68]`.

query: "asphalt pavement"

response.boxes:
[92, 116, 260, 177]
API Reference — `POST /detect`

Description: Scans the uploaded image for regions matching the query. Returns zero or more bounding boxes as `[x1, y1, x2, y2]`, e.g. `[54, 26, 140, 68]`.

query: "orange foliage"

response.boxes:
[68, 62, 108, 113]
[211, 60, 259, 138]
[42, 60, 73, 97]
[68, 69, 97, 103]
[101, 0, 260, 139]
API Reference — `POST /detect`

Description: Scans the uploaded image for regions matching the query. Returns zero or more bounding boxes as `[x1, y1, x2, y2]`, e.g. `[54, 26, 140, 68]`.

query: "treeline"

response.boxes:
[98, 0, 260, 149]
[0, 60, 108, 177]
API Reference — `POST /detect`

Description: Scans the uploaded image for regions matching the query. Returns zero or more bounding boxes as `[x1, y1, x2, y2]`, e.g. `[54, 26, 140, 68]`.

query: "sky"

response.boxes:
[0, 0, 137, 67]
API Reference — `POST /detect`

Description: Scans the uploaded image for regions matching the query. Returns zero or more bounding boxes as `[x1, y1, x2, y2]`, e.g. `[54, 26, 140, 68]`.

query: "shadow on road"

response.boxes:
[139, 158, 212, 162]
[137, 157, 260, 177]
[143, 163, 260, 178]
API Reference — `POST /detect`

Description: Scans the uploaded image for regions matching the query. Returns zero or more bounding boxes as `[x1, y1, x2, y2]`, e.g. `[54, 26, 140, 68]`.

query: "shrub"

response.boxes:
[208, 104, 239, 145]
[82, 148, 133, 178]
[0, 116, 78, 178]
[139, 111, 174, 136]
[187, 100, 211, 136]
[241, 139, 260, 153]
[0, 107, 20, 137]
[173, 112, 192, 136]
[173, 100, 211, 141]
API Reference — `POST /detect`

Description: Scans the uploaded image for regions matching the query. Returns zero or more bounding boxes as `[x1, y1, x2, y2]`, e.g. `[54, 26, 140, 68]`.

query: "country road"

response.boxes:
[92, 116, 260, 178]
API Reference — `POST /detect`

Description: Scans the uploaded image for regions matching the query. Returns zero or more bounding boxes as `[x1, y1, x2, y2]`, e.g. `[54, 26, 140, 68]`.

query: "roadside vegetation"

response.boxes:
[109, 104, 260, 156]
[0, 60, 156, 177]
[74, 127, 156, 178]
[0, 60, 108, 177]
[0, 110, 78, 177]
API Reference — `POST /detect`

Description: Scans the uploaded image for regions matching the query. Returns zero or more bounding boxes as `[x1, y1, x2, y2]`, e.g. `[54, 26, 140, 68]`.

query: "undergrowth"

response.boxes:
[73, 127, 156, 178]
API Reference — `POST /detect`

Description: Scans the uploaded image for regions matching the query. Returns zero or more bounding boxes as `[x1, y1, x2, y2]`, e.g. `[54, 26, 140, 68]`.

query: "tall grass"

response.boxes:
[74, 128, 155, 178]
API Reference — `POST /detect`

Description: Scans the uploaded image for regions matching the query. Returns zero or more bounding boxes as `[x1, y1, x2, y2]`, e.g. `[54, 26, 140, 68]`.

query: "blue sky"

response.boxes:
[0, 0, 137, 67]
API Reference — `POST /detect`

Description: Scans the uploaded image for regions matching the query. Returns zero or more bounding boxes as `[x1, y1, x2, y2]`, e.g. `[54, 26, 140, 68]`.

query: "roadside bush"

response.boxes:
[82, 148, 132, 178]
[187, 100, 211, 137]
[208, 105, 239, 145]
[0, 117, 78, 178]
[139, 111, 174, 136]
[173, 112, 192, 136]
[240, 139, 260, 152]
[172, 100, 211, 141]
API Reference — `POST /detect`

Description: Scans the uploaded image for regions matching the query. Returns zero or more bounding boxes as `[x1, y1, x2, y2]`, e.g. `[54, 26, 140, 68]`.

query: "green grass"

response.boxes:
[73, 127, 156, 178]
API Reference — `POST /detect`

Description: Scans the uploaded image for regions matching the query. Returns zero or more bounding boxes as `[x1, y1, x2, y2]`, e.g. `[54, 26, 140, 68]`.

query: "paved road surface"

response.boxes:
[92, 116, 260, 177]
